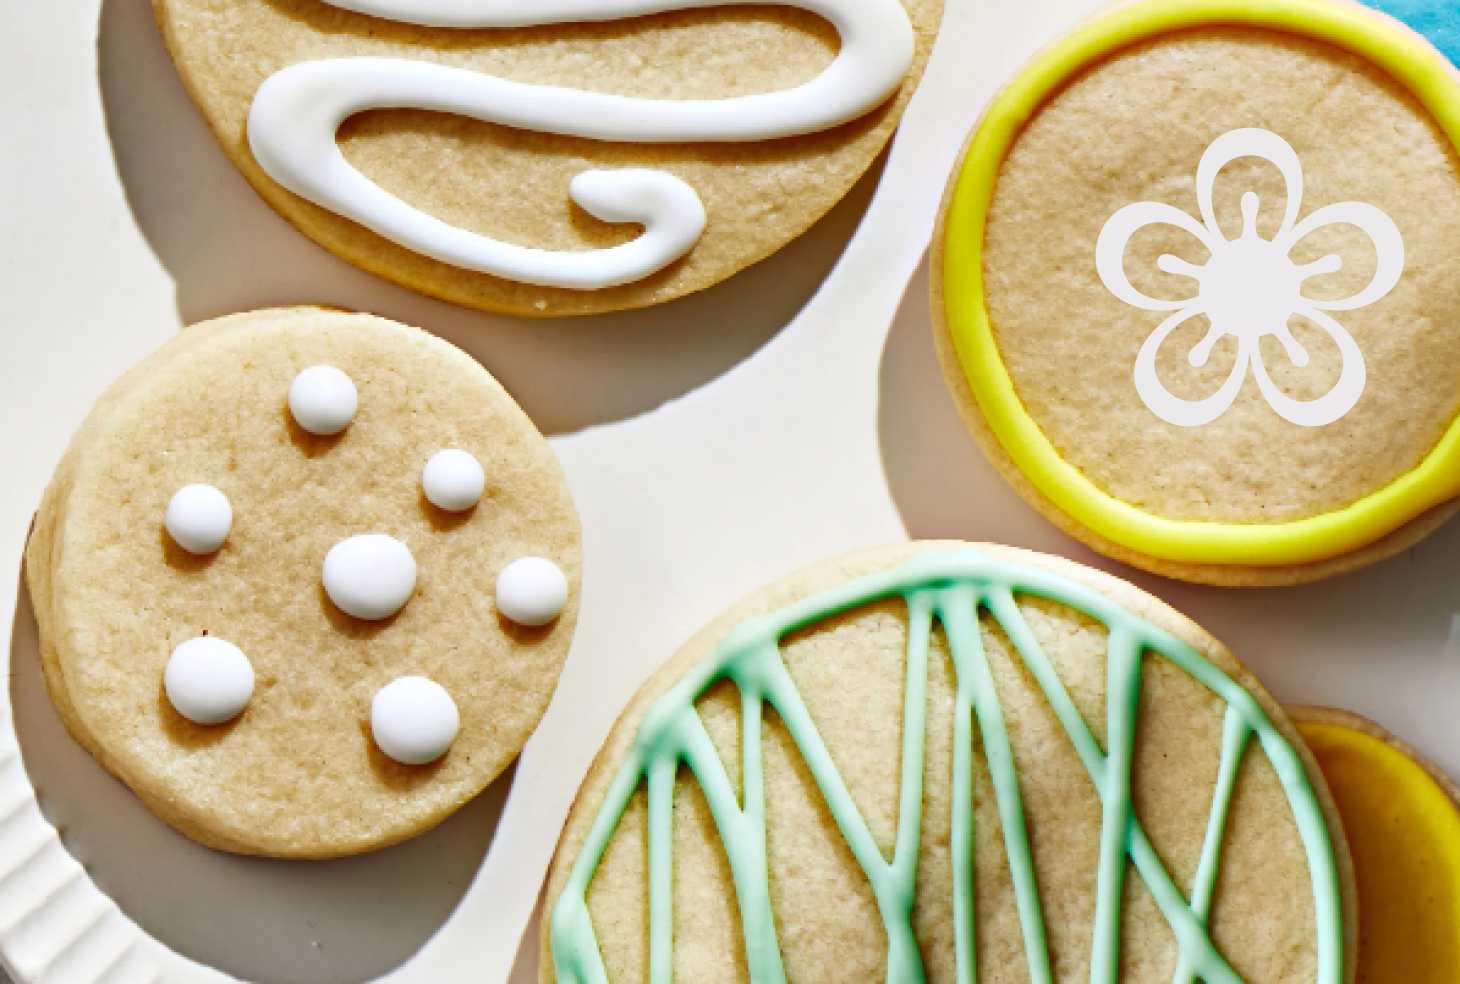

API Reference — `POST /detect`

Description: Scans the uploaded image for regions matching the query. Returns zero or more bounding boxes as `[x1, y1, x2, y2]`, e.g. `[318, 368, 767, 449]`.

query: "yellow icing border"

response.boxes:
[941, 0, 1460, 567]
[1298, 720, 1460, 975]
[1300, 722, 1460, 856]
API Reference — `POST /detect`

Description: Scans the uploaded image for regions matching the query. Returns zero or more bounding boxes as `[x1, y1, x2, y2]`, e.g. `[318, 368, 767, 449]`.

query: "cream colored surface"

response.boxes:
[4, 0, 1460, 981]
[151, 0, 942, 316]
[984, 26, 1460, 524]
[26, 308, 582, 858]
[541, 543, 1357, 982]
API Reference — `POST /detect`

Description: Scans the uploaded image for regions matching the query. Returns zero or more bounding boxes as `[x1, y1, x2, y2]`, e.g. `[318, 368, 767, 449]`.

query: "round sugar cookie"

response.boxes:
[150, 0, 943, 317]
[933, 0, 1460, 586]
[24, 307, 581, 858]
[542, 543, 1357, 982]
[1291, 707, 1460, 983]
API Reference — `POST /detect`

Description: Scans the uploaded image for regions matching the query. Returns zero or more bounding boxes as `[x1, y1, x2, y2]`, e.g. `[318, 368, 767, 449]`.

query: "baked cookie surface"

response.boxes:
[934, 0, 1460, 585]
[152, 0, 942, 316]
[542, 543, 1356, 982]
[1291, 707, 1460, 983]
[26, 307, 581, 857]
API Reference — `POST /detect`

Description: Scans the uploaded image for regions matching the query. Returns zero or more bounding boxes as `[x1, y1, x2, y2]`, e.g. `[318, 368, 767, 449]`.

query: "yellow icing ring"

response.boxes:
[1298, 720, 1460, 980]
[940, 0, 1460, 567]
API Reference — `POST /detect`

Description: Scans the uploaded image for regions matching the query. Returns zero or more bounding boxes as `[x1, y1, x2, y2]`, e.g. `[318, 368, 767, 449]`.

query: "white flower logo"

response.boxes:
[1096, 128, 1404, 428]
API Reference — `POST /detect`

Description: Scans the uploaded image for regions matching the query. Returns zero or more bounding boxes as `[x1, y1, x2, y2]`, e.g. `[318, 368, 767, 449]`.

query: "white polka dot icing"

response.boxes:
[422, 449, 485, 512]
[495, 556, 568, 627]
[288, 364, 358, 436]
[165, 636, 255, 725]
[164, 483, 233, 555]
[371, 676, 460, 765]
[322, 534, 417, 621]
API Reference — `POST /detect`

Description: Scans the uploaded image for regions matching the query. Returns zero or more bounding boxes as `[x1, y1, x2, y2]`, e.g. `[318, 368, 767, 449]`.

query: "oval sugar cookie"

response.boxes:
[542, 543, 1356, 982]
[25, 307, 581, 857]
[933, 0, 1460, 585]
[151, 0, 943, 316]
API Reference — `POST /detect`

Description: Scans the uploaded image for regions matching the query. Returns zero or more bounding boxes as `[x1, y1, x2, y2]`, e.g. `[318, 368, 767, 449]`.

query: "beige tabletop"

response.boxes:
[2, 1, 1458, 982]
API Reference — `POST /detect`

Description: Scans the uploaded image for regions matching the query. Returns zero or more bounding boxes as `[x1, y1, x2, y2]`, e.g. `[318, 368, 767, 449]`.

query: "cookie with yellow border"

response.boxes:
[542, 542, 1357, 982]
[150, 0, 942, 317]
[1290, 707, 1460, 983]
[933, 0, 1460, 586]
[26, 307, 581, 858]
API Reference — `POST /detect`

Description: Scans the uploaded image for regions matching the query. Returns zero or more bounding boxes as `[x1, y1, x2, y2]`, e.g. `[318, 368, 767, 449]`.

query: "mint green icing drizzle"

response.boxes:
[549, 550, 1343, 984]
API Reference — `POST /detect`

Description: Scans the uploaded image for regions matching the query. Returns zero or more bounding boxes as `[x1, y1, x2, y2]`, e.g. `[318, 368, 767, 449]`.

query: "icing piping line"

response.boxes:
[1174, 706, 1252, 984]
[940, 587, 1050, 983]
[548, 549, 1344, 984]
[246, 0, 915, 289]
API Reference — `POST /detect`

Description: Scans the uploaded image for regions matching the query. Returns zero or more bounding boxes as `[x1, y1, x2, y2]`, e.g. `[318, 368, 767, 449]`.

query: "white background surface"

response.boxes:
[2, 1, 1458, 982]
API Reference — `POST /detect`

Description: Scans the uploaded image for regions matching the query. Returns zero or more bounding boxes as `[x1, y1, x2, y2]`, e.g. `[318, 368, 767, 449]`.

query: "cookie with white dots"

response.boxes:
[25, 307, 580, 857]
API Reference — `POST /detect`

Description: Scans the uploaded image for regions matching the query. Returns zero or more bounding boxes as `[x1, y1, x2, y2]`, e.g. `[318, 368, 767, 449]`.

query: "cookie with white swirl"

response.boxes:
[541, 543, 1358, 983]
[151, 0, 942, 315]
[26, 307, 580, 857]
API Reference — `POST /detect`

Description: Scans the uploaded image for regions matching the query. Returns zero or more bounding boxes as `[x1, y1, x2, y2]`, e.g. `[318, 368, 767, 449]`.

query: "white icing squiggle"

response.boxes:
[247, 0, 915, 289]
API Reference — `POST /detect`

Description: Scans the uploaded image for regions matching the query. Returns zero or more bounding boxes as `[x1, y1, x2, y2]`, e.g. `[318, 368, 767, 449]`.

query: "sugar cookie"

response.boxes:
[1291, 706, 1460, 983]
[25, 307, 580, 857]
[152, 0, 943, 316]
[542, 542, 1357, 982]
[933, 0, 1460, 585]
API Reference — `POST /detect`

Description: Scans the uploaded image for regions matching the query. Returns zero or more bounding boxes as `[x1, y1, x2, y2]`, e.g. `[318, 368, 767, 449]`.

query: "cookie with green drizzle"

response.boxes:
[541, 543, 1357, 982]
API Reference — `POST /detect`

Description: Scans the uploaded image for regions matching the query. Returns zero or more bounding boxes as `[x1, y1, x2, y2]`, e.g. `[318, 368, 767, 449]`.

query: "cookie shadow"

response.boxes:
[160, 524, 221, 574]
[97, 0, 885, 437]
[877, 255, 1460, 782]
[12, 561, 515, 984]
[419, 490, 476, 533]
[284, 405, 349, 458]
[875, 254, 1100, 561]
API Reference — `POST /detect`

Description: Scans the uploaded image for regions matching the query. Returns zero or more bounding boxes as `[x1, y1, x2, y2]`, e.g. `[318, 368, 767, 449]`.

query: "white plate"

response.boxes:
[3, 1, 1458, 982]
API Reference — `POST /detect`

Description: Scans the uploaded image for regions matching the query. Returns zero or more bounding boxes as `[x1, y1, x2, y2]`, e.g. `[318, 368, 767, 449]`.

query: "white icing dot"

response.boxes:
[495, 556, 568, 627]
[288, 364, 358, 436]
[323, 534, 417, 621]
[165, 636, 254, 725]
[371, 676, 460, 765]
[164, 484, 233, 555]
[422, 449, 485, 512]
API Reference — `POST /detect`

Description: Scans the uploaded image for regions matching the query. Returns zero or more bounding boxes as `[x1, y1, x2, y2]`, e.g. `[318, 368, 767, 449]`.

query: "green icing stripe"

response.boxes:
[1174, 707, 1252, 984]
[549, 549, 1343, 984]
[940, 587, 1051, 984]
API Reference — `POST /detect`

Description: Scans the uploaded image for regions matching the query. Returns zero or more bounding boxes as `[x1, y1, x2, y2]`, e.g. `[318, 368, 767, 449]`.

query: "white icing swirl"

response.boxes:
[247, 0, 915, 289]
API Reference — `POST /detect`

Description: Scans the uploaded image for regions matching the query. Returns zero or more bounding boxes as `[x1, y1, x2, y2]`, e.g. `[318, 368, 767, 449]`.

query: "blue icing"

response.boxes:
[1365, 0, 1460, 65]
